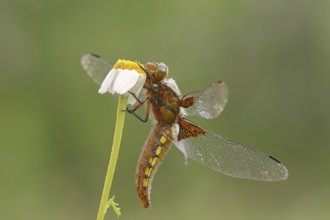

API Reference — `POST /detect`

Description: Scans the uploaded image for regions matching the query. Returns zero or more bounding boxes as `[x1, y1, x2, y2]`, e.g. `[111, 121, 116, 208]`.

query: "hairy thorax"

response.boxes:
[148, 83, 180, 125]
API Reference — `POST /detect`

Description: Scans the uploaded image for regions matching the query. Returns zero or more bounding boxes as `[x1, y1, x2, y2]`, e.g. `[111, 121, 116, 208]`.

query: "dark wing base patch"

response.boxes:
[178, 118, 207, 141]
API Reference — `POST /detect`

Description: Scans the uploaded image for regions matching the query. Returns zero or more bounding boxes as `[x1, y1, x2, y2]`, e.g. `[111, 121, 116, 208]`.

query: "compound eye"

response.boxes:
[154, 62, 168, 81]
[157, 63, 168, 74]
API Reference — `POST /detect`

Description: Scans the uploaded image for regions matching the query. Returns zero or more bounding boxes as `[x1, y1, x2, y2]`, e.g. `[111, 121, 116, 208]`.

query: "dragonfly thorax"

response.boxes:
[147, 83, 180, 125]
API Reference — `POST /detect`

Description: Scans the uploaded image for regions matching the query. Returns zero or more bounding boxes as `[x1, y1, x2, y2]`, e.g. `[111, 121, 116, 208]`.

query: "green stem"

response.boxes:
[96, 95, 128, 220]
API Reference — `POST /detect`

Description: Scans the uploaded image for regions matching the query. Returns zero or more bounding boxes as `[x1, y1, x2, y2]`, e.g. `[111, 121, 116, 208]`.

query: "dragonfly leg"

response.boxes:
[122, 91, 147, 113]
[126, 101, 150, 123]
[125, 93, 147, 113]
[127, 91, 146, 104]
[126, 103, 141, 113]
[136, 62, 150, 79]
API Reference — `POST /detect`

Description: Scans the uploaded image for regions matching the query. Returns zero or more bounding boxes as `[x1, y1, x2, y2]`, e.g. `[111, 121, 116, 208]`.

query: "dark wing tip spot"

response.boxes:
[90, 53, 101, 58]
[269, 155, 282, 163]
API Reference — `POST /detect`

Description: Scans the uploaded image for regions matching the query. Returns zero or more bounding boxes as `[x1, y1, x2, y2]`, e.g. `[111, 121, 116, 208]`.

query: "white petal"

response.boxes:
[127, 95, 137, 105]
[98, 69, 117, 94]
[127, 74, 146, 105]
[130, 74, 146, 94]
[112, 69, 139, 94]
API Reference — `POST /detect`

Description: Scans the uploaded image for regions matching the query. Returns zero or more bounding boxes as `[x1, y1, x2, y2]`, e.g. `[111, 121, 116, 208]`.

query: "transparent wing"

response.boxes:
[182, 81, 228, 119]
[81, 53, 113, 85]
[173, 128, 288, 181]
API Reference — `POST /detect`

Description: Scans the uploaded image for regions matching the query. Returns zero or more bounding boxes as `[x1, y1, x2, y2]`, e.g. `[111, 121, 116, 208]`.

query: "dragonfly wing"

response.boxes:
[173, 127, 288, 181]
[81, 54, 113, 85]
[181, 81, 228, 119]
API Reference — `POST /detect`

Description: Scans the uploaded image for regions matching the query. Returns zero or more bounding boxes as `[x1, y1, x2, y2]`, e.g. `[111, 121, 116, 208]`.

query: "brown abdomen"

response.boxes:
[136, 123, 173, 208]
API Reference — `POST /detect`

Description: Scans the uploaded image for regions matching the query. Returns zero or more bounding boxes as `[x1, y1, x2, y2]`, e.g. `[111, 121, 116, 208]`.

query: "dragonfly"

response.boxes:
[81, 54, 289, 208]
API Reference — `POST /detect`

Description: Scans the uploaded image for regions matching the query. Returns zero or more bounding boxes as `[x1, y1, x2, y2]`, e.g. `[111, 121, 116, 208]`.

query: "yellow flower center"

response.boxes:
[113, 59, 145, 76]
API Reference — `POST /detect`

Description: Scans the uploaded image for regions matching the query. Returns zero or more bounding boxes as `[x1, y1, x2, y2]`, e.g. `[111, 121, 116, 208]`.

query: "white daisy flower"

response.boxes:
[98, 59, 146, 105]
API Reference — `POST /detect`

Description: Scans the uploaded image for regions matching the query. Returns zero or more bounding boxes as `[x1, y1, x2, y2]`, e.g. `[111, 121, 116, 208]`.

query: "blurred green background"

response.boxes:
[1, 0, 329, 219]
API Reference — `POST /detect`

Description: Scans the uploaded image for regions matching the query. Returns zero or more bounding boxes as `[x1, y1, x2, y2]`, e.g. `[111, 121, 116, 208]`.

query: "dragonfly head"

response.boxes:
[145, 62, 168, 83]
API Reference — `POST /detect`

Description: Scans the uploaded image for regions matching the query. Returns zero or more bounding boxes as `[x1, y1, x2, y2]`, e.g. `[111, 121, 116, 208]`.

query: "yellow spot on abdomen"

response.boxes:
[160, 136, 167, 144]
[145, 167, 152, 177]
[149, 157, 159, 167]
[143, 178, 149, 187]
[155, 146, 162, 156]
